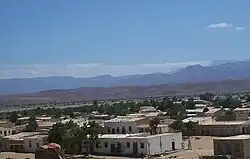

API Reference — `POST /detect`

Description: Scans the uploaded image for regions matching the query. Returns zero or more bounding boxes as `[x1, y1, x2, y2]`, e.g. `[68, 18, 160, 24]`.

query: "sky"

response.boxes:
[0, 0, 249, 78]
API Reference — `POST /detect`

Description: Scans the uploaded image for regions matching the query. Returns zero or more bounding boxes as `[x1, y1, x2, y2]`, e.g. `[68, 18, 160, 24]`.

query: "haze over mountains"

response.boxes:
[1, 60, 250, 95]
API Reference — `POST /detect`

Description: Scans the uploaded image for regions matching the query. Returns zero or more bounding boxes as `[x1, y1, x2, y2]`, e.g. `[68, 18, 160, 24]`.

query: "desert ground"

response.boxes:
[163, 136, 214, 159]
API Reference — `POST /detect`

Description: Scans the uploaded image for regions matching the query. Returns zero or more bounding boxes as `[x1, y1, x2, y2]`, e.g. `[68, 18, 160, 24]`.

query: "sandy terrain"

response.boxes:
[0, 152, 34, 159]
[164, 136, 214, 159]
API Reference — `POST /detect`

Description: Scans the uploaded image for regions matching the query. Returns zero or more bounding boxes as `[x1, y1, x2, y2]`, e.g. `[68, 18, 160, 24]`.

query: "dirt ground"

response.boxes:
[0, 152, 35, 159]
[0, 136, 214, 159]
[164, 136, 214, 159]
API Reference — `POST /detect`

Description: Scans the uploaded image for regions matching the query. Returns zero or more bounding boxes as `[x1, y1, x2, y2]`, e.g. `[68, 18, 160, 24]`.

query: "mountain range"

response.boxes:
[1, 60, 250, 95]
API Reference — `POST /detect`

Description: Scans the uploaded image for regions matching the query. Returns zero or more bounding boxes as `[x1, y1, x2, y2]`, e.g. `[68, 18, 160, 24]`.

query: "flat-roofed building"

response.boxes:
[0, 122, 15, 137]
[24, 135, 48, 153]
[197, 121, 246, 136]
[214, 135, 250, 159]
[87, 132, 183, 157]
[104, 116, 150, 134]
[1, 132, 40, 152]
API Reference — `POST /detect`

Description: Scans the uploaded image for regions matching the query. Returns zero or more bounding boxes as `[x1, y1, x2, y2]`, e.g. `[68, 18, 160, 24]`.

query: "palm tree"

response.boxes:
[149, 117, 160, 135]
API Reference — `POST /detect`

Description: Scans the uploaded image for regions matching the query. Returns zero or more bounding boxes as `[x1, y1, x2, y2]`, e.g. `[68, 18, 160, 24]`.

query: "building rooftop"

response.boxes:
[205, 108, 222, 114]
[137, 124, 169, 128]
[182, 117, 213, 124]
[99, 132, 179, 139]
[201, 121, 247, 126]
[234, 107, 250, 111]
[24, 135, 48, 139]
[215, 134, 250, 140]
[105, 116, 145, 123]
[186, 109, 204, 113]
[3, 132, 40, 140]
[37, 121, 56, 127]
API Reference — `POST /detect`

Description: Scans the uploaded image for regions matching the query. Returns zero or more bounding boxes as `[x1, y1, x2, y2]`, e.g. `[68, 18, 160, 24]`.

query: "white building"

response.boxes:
[24, 135, 48, 153]
[90, 132, 183, 157]
[104, 115, 150, 134]
[0, 122, 15, 137]
[0, 127, 13, 137]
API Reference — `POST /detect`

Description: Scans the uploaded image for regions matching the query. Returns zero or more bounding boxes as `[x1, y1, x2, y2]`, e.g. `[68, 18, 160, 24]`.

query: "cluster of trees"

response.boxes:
[4, 100, 150, 121]
[48, 120, 102, 154]
[157, 96, 195, 116]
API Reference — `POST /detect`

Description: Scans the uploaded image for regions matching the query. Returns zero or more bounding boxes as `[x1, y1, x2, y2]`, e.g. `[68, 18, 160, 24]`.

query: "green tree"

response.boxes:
[246, 95, 250, 103]
[199, 92, 214, 101]
[158, 96, 173, 112]
[203, 107, 209, 112]
[149, 117, 160, 135]
[48, 122, 67, 146]
[25, 116, 38, 132]
[170, 119, 184, 132]
[8, 112, 18, 124]
[184, 98, 196, 109]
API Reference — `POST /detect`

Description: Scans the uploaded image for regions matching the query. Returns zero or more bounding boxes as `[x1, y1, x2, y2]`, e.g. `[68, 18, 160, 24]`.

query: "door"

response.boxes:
[111, 144, 116, 153]
[133, 142, 138, 156]
[172, 141, 175, 151]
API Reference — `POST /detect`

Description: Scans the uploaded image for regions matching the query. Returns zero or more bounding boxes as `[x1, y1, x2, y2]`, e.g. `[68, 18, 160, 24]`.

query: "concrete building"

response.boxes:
[1, 132, 40, 152]
[183, 117, 250, 136]
[104, 115, 150, 134]
[214, 135, 250, 159]
[205, 107, 225, 119]
[137, 124, 173, 134]
[0, 121, 15, 137]
[24, 135, 48, 152]
[233, 107, 250, 121]
[90, 132, 183, 157]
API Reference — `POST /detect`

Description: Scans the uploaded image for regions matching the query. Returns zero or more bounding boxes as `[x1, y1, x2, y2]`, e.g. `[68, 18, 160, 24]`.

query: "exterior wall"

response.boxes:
[214, 139, 245, 159]
[137, 125, 170, 134]
[0, 127, 13, 137]
[93, 137, 148, 156]
[23, 137, 45, 153]
[234, 111, 249, 121]
[243, 139, 250, 159]
[104, 121, 138, 134]
[1, 139, 24, 152]
[92, 133, 182, 157]
[196, 125, 243, 136]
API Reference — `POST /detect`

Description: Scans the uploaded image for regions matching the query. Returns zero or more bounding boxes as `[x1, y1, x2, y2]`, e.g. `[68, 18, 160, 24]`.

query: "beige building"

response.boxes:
[234, 107, 250, 121]
[24, 135, 48, 153]
[183, 117, 250, 136]
[0, 132, 45, 153]
[214, 134, 250, 159]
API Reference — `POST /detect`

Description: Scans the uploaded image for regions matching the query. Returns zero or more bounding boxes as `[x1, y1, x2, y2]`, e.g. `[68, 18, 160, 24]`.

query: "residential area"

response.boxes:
[0, 92, 249, 159]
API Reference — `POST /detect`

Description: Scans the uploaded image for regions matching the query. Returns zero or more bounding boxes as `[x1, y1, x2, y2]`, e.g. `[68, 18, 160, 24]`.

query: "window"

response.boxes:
[29, 141, 32, 148]
[127, 142, 130, 148]
[112, 128, 115, 134]
[140, 143, 144, 149]
[117, 142, 121, 148]
[10, 145, 13, 150]
[104, 142, 108, 148]
[116, 127, 120, 133]
[216, 143, 222, 152]
[129, 126, 132, 132]
[0, 131, 2, 134]
[107, 127, 111, 133]
[122, 127, 126, 134]
[235, 143, 241, 153]
[96, 142, 101, 148]
[36, 143, 40, 148]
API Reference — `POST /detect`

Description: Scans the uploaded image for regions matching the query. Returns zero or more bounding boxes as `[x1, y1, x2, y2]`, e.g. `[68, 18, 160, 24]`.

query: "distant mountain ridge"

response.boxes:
[1, 60, 250, 94]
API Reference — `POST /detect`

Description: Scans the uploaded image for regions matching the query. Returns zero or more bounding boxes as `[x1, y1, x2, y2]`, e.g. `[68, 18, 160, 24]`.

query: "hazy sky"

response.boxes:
[0, 0, 249, 78]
